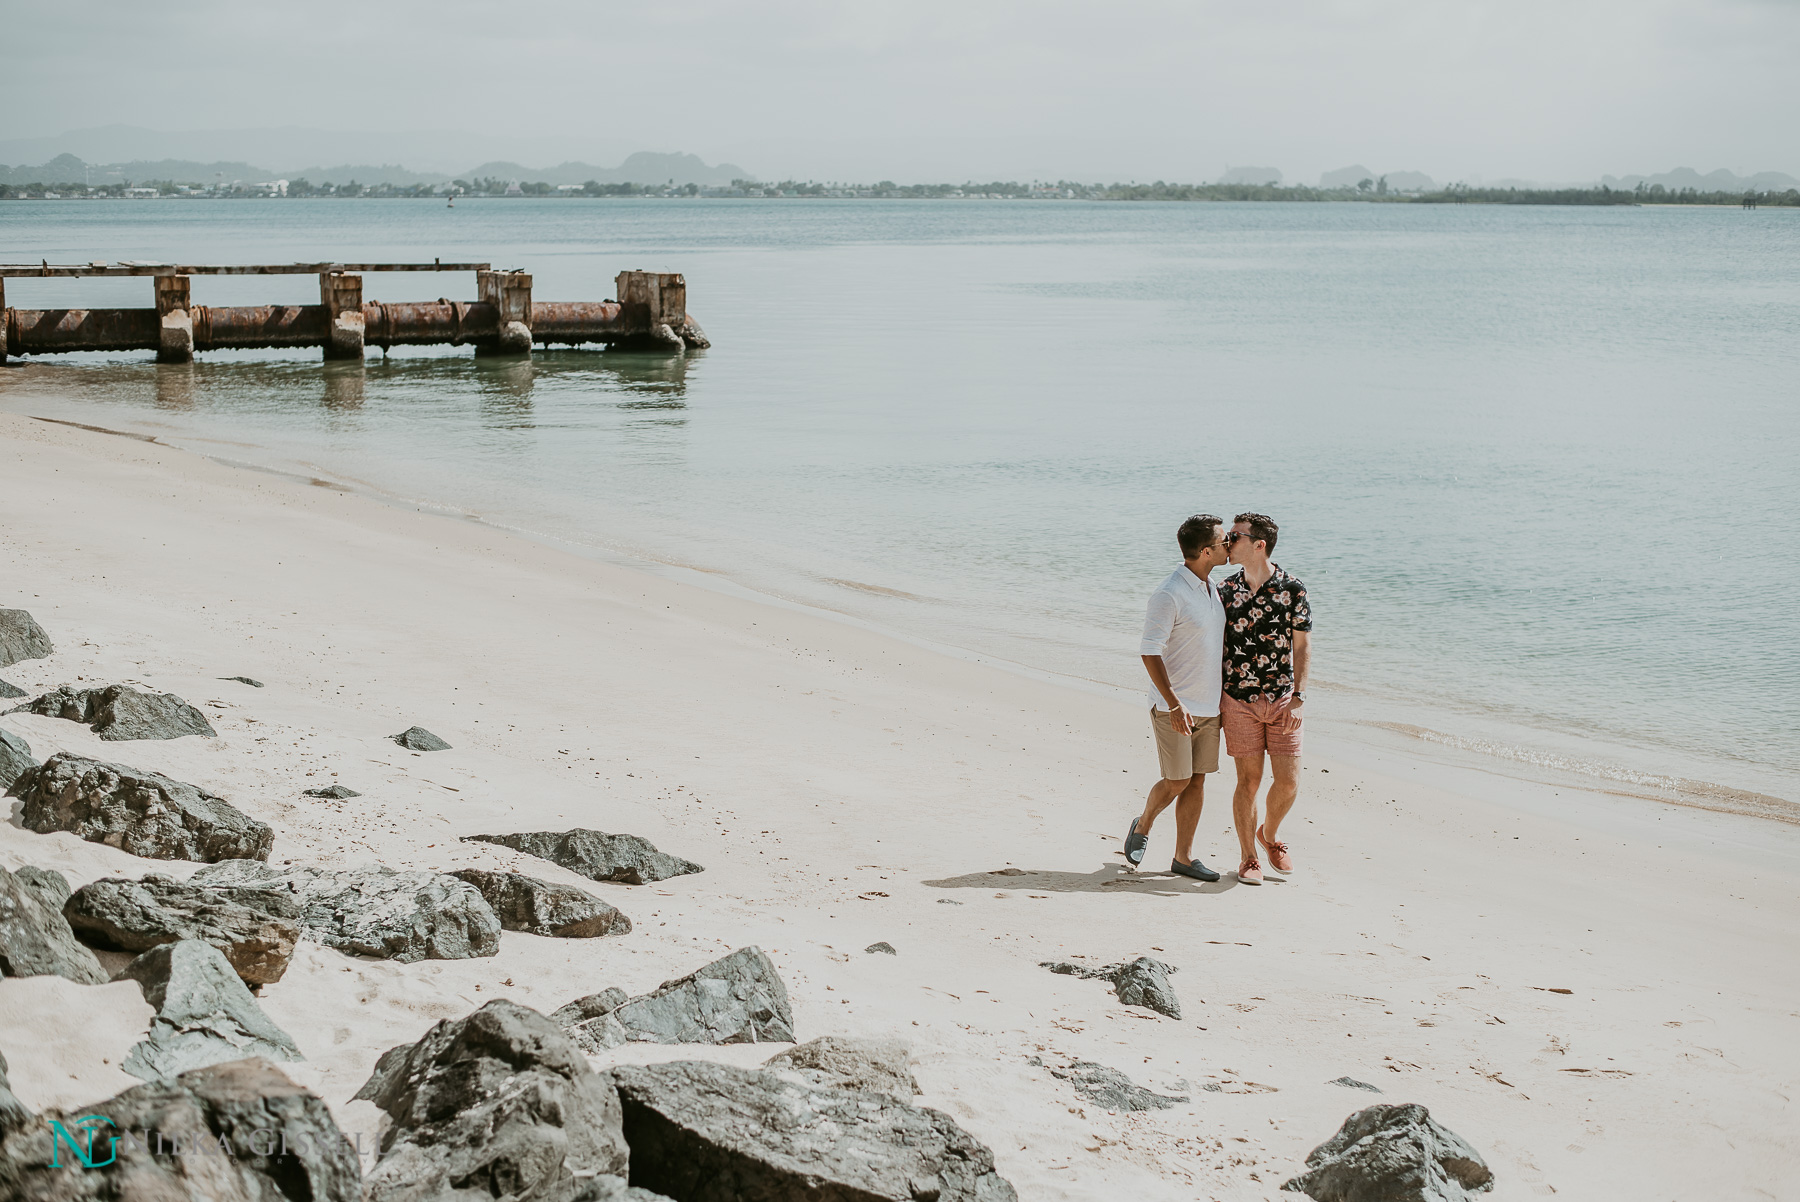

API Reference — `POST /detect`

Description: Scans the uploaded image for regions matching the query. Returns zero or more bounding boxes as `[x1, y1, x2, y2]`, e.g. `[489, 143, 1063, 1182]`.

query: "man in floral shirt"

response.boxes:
[1217, 512, 1312, 885]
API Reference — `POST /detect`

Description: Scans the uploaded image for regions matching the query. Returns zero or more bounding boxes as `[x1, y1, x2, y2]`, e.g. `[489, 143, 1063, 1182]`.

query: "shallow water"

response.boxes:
[3, 197, 1797, 804]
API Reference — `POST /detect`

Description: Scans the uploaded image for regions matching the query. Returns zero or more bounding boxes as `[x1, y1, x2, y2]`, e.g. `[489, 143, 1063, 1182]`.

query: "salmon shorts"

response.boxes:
[1221, 693, 1303, 758]
[1151, 707, 1221, 780]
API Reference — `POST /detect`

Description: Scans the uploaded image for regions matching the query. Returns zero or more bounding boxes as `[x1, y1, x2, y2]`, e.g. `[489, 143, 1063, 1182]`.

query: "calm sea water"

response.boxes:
[3, 198, 1797, 805]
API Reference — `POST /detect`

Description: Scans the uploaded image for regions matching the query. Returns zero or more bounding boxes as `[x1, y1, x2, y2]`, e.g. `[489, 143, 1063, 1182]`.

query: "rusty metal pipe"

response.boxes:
[3, 299, 635, 356]
[531, 300, 625, 345]
[194, 305, 327, 350]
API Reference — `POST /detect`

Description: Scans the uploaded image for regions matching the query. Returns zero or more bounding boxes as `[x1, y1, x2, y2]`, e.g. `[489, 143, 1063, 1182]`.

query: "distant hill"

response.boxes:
[0, 154, 272, 187]
[1219, 166, 1282, 185]
[0, 150, 755, 189]
[456, 152, 750, 187]
[1600, 166, 1799, 193]
[1318, 164, 1376, 189]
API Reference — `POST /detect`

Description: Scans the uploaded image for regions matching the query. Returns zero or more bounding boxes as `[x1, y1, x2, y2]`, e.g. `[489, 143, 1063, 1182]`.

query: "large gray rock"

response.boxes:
[0, 864, 107, 984]
[10, 683, 217, 740]
[391, 726, 451, 751]
[64, 874, 302, 985]
[764, 1036, 920, 1100]
[355, 998, 630, 1202]
[0, 1048, 28, 1138]
[464, 828, 703, 886]
[0, 678, 23, 700]
[0, 728, 36, 791]
[1048, 1060, 1186, 1111]
[119, 940, 303, 1080]
[554, 946, 793, 1052]
[610, 1060, 1018, 1202]
[451, 868, 631, 939]
[193, 860, 501, 963]
[14, 865, 70, 912]
[0, 610, 52, 668]
[0, 1057, 360, 1200]
[1042, 955, 1181, 1018]
[1282, 1103, 1495, 1202]
[18, 752, 274, 863]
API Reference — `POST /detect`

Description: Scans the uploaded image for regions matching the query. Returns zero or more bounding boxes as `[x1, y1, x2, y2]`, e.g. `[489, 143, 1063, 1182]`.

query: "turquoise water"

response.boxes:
[3, 198, 1798, 803]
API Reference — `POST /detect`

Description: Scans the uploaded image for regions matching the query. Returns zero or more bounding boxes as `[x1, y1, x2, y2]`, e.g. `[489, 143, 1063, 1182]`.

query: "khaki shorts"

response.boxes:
[1151, 707, 1221, 780]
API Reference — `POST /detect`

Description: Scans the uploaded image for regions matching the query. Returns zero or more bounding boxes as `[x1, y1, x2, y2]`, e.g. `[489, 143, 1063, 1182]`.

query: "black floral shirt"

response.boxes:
[1218, 564, 1312, 702]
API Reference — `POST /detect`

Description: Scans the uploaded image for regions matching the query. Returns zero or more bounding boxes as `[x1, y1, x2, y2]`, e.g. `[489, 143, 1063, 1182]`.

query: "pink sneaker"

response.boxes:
[1258, 825, 1293, 873]
[1238, 857, 1264, 885]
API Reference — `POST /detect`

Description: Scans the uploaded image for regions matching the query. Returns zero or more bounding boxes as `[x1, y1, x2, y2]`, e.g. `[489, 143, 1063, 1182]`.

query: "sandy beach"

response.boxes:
[1, 409, 1796, 1200]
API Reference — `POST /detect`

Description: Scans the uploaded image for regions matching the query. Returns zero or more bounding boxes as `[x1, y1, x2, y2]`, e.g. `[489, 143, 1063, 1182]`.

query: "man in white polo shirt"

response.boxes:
[1123, 513, 1229, 880]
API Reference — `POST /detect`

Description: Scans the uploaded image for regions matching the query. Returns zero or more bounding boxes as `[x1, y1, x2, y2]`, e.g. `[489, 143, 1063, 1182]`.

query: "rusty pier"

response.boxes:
[0, 262, 708, 363]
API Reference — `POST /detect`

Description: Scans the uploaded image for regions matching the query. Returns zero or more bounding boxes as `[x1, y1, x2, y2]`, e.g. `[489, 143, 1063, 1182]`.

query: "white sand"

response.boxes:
[1, 411, 1796, 1200]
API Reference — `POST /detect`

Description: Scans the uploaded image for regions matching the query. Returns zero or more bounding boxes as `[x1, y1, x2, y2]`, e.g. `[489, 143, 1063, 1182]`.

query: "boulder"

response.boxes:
[1042, 955, 1181, 1018]
[1282, 1103, 1495, 1202]
[193, 860, 501, 963]
[220, 676, 264, 687]
[0, 678, 23, 700]
[865, 941, 897, 955]
[465, 828, 703, 886]
[0, 864, 107, 984]
[451, 868, 631, 938]
[764, 1036, 920, 1100]
[15, 865, 71, 911]
[610, 1060, 1018, 1202]
[64, 874, 302, 985]
[0, 1057, 360, 1201]
[0, 728, 36, 791]
[0, 610, 52, 668]
[554, 946, 793, 1052]
[119, 940, 304, 1080]
[1330, 1076, 1384, 1093]
[391, 726, 451, 751]
[302, 784, 361, 799]
[18, 752, 273, 863]
[355, 998, 630, 1202]
[0, 1049, 28, 1138]
[1048, 1061, 1186, 1111]
[9, 683, 217, 740]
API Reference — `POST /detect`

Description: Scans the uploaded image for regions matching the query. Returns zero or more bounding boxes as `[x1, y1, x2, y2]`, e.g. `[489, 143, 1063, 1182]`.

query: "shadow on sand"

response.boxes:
[923, 863, 1272, 898]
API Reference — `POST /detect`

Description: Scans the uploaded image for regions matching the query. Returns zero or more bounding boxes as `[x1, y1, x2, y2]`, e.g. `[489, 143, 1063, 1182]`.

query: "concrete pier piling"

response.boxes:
[0, 262, 708, 363]
[320, 272, 365, 360]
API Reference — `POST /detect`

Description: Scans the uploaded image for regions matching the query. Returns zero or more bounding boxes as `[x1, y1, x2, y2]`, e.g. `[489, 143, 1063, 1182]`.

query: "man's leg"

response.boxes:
[1171, 775, 1205, 863]
[1138, 774, 1192, 837]
[1263, 756, 1300, 842]
[1232, 755, 1265, 864]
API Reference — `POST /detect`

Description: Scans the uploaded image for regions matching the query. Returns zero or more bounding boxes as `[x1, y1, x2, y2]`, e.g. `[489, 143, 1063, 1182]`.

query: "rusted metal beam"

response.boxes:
[0, 261, 492, 278]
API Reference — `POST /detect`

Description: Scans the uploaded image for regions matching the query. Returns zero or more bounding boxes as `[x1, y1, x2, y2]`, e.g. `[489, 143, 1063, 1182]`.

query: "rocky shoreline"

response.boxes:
[0, 606, 1495, 1200]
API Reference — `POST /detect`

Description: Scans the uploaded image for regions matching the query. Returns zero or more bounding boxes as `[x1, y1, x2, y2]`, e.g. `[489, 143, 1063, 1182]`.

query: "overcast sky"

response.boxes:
[6, 0, 1797, 181]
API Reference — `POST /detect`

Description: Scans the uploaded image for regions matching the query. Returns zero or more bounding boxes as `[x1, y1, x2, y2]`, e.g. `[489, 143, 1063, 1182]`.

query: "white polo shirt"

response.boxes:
[1140, 565, 1225, 716]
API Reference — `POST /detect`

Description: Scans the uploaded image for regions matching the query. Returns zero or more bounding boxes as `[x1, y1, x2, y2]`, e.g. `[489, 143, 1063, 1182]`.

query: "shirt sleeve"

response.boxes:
[1291, 581, 1313, 632]
[1140, 588, 1177, 656]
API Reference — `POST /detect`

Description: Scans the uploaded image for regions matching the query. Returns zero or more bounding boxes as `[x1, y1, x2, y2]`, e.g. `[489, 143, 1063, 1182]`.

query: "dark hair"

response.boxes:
[1233, 512, 1279, 555]
[1178, 514, 1223, 559]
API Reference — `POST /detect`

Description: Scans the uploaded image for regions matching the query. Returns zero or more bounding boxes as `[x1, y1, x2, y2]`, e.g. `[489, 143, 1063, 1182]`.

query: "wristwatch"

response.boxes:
[1291, 690, 1307, 702]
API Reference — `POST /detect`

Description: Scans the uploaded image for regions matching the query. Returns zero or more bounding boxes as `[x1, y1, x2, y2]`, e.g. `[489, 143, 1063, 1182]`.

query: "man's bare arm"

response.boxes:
[1142, 655, 1193, 733]
[1288, 631, 1312, 721]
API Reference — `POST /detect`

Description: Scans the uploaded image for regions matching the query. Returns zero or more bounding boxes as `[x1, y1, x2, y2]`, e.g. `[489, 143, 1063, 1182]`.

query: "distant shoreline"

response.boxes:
[3, 188, 1796, 207]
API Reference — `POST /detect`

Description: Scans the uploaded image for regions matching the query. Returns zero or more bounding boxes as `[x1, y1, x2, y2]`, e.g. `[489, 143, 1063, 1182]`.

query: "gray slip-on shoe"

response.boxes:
[1124, 817, 1149, 871]
[1171, 857, 1221, 882]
